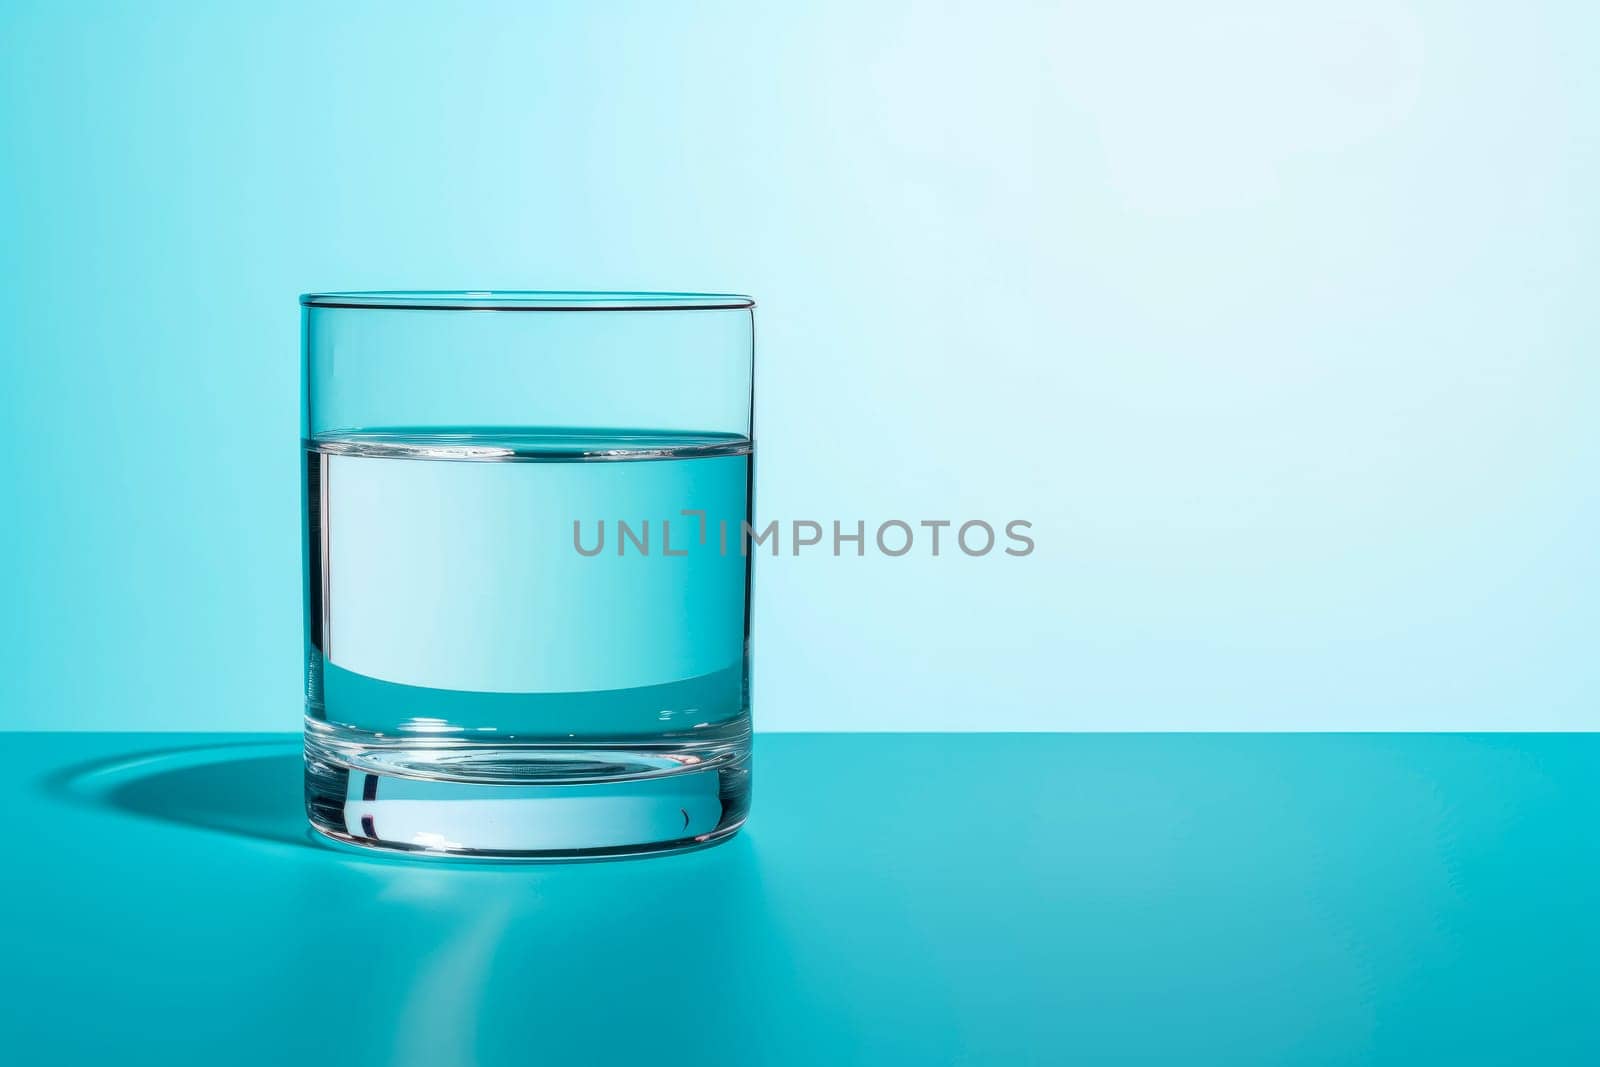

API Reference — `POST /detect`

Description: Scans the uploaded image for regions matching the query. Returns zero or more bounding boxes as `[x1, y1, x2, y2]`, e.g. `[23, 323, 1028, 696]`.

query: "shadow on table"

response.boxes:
[32, 738, 778, 1062]
[42, 739, 314, 848]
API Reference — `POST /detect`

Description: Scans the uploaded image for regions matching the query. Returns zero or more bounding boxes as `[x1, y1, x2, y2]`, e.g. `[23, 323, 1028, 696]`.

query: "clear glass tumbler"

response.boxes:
[300, 291, 755, 858]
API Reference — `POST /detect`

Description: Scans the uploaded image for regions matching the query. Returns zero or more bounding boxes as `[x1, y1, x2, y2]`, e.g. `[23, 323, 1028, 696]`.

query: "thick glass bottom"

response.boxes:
[303, 719, 750, 860]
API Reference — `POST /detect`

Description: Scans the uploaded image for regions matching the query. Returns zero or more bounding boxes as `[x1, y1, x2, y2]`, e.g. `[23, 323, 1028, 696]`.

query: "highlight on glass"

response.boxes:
[300, 291, 755, 858]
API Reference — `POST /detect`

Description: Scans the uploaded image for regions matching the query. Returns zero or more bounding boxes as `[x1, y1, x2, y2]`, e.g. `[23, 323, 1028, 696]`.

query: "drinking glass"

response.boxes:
[300, 291, 755, 858]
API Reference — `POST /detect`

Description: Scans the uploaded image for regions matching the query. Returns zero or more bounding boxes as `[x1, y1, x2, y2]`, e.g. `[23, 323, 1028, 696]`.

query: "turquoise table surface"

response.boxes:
[3, 733, 1595, 1066]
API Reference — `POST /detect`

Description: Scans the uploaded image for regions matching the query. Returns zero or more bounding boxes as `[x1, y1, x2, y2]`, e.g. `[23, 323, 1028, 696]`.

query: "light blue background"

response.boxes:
[2, 1, 1595, 731]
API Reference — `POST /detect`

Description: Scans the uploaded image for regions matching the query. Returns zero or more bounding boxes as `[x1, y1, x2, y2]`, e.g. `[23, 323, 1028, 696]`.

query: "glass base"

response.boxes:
[303, 722, 750, 860]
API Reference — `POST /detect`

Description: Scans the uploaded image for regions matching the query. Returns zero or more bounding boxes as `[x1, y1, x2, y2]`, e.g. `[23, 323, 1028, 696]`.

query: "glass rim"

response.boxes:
[300, 290, 755, 311]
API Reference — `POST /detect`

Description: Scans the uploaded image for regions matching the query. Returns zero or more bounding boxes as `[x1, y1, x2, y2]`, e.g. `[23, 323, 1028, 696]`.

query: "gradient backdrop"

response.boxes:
[2, 1, 1595, 731]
